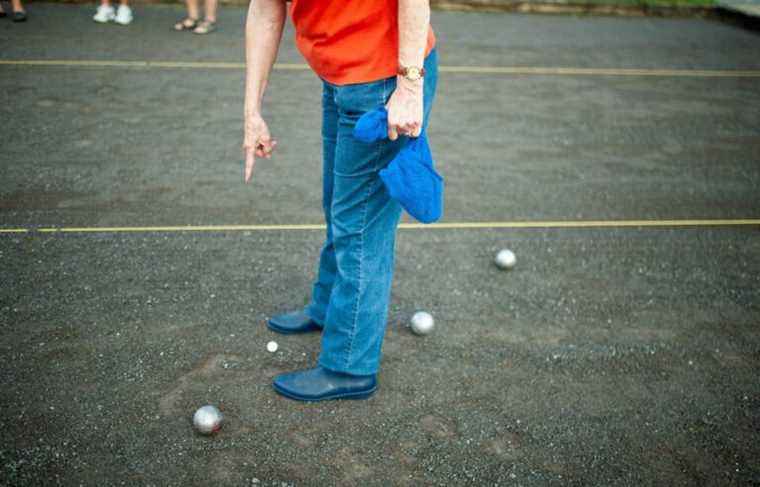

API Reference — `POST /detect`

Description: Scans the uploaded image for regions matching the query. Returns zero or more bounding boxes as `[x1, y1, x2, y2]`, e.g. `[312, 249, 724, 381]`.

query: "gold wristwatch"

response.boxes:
[398, 65, 425, 82]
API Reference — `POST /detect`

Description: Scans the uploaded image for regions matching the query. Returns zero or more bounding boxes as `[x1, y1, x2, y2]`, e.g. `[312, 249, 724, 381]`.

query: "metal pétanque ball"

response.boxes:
[495, 249, 516, 270]
[192, 405, 223, 435]
[410, 311, 435, 335]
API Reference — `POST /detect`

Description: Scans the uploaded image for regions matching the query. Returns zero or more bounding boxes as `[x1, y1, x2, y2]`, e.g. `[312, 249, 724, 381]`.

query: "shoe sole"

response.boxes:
[272, 383, 377, 402]
[267, 319, 322, 335]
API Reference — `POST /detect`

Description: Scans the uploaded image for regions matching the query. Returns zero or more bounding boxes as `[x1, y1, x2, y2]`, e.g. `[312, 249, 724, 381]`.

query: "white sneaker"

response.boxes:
[93, 4, 115, 23]
[114, 5, 133, 25]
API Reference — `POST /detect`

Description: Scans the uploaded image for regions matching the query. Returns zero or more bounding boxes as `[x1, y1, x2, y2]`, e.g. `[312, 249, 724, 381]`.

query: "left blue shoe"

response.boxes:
[272, 366, 377, 402]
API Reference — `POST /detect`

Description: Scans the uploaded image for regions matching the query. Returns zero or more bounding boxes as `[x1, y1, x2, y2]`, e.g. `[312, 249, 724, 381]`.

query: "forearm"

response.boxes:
[398, 0, 430, 72]
[244, 0, 286, 116]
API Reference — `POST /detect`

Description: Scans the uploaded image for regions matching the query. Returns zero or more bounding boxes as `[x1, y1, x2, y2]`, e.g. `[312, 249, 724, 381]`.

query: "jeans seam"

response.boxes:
[342, 77, 387, 371]
[343, 175, 372, 370]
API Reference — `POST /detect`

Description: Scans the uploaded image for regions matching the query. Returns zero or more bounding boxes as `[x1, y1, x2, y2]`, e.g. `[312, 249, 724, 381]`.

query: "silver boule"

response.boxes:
[192, 405, 223, 435]
[410, 311, 435, 335]
[495, 249, 516, 270]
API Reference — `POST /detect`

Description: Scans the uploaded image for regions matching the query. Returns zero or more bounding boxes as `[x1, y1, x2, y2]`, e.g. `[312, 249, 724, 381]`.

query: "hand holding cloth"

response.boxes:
[353, 107, 443, 224]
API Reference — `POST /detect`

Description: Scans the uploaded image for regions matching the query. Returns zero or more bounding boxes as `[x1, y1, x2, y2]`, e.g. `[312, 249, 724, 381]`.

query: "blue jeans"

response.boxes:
[305, 49, 438, 376]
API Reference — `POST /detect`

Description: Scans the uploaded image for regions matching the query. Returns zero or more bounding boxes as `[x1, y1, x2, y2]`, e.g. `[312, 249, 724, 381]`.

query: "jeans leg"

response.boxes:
[306, 83, 338, 326]
[318, 51, 438, 376]
[318, 79, 403, 375]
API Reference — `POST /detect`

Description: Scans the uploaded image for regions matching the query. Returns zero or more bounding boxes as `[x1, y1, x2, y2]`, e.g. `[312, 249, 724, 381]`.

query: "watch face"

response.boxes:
[407, 67, 421, 80]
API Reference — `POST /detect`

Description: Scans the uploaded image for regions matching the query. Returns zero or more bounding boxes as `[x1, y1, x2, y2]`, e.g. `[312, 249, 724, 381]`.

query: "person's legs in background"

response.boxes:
[9, 0, 26, 21]
[94, 0, 131, 24]
[93, 0, 115, 23]
[193, 0, 217, 34]
[114, 0, 133, 25]
[174, 0, 200, 31]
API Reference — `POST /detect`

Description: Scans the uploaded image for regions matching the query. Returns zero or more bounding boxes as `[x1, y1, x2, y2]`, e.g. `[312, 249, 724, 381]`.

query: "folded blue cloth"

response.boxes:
[353, 107, 443, 224]
[353, 107, 390, 144]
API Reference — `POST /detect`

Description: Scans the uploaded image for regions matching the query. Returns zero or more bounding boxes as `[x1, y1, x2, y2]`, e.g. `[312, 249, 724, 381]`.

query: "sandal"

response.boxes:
[192, 19, 216, 35]
[173, 16, 198, 31]
[12, 10, 26, 22]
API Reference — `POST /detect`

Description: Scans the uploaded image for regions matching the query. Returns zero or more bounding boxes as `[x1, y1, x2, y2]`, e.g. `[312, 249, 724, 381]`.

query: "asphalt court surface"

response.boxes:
[2, 3, 760, 486]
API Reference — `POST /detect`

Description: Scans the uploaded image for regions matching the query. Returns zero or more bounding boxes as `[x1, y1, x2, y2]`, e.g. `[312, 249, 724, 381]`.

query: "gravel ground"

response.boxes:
[1, 4, 759, 486]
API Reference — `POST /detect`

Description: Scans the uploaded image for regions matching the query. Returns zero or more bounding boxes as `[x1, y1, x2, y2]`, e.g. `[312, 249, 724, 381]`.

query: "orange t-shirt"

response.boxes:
[289, 0, 436, 86]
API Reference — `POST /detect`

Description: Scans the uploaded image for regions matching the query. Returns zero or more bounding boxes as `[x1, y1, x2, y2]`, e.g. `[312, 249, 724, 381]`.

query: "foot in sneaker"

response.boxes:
[114, 5, 133, 25]
[93, 4, 115, 23]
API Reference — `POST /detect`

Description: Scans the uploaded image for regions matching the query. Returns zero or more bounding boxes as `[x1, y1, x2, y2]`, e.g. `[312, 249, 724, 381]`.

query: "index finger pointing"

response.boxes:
[244, 148, 256, 184]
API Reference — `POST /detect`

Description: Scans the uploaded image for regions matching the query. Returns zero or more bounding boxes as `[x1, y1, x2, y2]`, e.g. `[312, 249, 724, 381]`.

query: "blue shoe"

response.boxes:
[272, 366, 377, 402]
[267, 310, 322, 335]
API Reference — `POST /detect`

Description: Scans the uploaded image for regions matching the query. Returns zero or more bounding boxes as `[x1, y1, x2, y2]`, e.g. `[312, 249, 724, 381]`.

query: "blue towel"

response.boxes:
[353, 107, 444, 224]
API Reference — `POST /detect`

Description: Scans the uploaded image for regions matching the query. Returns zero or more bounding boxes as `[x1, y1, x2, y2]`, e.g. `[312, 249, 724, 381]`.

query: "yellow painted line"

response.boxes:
[37, 224, 326, 233]
[403, 219, 760, 229]
[0, 59, 261, 69]
[15, 219, 760, 234]
[2, 59, 760, 78]
[0, 228, 29, 234]
[0, 59, 152, 68]
[441, 66, 760, 78]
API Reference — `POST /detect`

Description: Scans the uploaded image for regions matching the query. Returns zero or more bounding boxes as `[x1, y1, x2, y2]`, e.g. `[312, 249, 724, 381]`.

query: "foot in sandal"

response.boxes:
[192, 19, 216, 35]
[174, 16, 198, 31]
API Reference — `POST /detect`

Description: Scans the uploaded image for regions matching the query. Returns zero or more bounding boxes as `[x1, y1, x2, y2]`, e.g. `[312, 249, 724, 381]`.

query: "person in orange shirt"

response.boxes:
[243, 0, 438, 402]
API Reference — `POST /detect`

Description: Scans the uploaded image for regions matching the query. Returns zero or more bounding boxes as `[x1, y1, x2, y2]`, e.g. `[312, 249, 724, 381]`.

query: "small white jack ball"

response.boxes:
[192, 405, 223, 435]
[266, 341, 278, 353]
[410, 311, 435, 335]
[495, 249, 516, 270]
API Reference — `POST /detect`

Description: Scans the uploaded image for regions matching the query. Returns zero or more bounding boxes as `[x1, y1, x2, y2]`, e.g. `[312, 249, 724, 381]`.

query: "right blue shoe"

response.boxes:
[267, 310, 322, 335]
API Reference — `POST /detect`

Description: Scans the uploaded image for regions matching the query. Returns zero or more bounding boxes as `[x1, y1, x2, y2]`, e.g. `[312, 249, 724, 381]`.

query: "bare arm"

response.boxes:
[243, 0, 286, 183]
[387, 0, 430, 140]
[398, 0, 430, 73]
